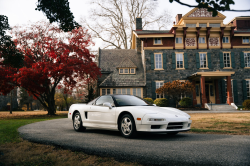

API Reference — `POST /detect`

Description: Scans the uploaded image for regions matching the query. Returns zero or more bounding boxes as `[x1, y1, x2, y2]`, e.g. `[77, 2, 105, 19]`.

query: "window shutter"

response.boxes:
[221, 79, 226, 104]
[151, 53, 154, 70]
[231, 52, 235, 68]
[163, 53, 167, 69]
[233, 80, 238, 103]
[184, 53, 188, 69]
[196, 53, 200, 69]
[207, 53, 211, 69]
[242, 80, 247, 101]
[240, 52, 245, 68]
[219, 52, 224, 68]
[172, 52, 176, 69]
[152, 81, 156, 100]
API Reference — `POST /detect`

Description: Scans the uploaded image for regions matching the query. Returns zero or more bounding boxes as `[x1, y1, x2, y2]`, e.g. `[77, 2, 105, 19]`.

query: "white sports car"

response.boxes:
[68, 95, 192, 138]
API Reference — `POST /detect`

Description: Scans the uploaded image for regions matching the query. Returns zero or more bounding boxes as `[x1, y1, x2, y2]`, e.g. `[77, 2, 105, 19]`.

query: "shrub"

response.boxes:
[179, 97, 192, 107]
[154, 98, 168, 107]
[242, 99, 250, 110]
[144, 98, 154, 104]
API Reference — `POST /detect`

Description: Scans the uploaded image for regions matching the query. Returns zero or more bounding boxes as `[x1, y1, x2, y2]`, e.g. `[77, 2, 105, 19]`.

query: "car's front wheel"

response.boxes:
[119, 114, 137, 138]
[73, 112, 86, 132]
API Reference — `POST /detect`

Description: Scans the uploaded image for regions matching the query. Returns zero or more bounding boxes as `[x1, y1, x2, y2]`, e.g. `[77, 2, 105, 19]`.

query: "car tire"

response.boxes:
[119, 114, 137, 138]
[73, 112, 86, 132]
[167, 132, 179, 135]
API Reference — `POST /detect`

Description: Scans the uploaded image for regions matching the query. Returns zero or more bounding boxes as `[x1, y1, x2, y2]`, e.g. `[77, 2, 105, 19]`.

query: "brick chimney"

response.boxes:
[175, 14, 182, 24]
[136, 18, 142, 31]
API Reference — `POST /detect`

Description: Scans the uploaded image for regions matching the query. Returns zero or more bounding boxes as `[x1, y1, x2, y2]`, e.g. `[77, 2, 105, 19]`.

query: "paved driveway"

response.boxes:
[18, 119, 250, 166]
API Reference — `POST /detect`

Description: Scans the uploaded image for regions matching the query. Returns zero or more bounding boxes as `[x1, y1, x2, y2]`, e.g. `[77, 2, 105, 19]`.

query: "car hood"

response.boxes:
[122, 106, 190, 118]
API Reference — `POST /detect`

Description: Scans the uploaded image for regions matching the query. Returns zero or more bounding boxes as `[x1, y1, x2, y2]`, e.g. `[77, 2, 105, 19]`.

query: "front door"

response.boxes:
[205, 84, 210, 103]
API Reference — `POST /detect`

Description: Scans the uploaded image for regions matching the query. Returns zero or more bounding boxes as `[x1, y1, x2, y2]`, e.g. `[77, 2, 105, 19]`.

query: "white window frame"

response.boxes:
[156, 81, 164, 98]
[154, 53, 163, 69]
[176, 37, 182, 44]
[198, 37, 206, 43]
[223, 36, 229, 43]
[243, 37, 250, 44]
[176, 53, 184, 69]
[101, 88, 142, 97]
[154, 38, 162, 45]
[199, 52, 207, 68]
[223, 52, 231, 68]
[124, 68, 129, 74]
[244, 52, 250, 68]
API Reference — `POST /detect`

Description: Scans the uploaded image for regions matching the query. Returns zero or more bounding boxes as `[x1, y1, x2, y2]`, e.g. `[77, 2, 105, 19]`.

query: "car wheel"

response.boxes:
[119, 114, 137, 138]
[73, 112, 86, 132]
[167, 132, 178, 135]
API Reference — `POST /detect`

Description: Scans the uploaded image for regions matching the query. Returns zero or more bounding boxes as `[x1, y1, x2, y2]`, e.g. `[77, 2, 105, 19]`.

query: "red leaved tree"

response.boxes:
[156, 80, 194, 108]
[0, 21, 101, 115]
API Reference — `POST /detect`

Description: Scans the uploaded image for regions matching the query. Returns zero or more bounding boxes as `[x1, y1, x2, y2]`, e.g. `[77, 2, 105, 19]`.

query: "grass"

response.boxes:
[0, 111, 141, 166]
[0, 111, 250, 166]
[188, 113, 250, 135]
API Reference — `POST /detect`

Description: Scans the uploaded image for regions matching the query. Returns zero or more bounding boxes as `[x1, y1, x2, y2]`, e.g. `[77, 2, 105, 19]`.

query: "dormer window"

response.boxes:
[154, 38, 162, 45]
[119, 68, 136, 74]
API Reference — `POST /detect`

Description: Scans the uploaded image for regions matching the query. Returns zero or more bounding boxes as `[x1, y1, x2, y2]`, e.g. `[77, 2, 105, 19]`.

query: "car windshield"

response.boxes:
[113, 95, 153, 106]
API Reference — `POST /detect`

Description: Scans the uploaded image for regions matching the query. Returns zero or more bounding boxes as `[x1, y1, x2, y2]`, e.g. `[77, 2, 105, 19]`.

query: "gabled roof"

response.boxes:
[117, 58, 137, 68]
[98, 49, 145, 87]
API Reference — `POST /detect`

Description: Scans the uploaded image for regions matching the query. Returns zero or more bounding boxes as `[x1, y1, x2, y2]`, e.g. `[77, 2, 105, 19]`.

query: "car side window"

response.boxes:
[95, 96, 114, 106]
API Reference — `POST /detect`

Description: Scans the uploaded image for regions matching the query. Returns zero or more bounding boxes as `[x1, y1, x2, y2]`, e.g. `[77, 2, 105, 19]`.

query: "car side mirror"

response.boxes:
[103, 102, 112, 109]
[153, 104, 156, 106]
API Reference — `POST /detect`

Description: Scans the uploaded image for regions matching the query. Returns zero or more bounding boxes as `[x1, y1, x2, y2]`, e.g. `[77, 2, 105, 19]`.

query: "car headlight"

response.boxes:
[148, 118, 165, 121]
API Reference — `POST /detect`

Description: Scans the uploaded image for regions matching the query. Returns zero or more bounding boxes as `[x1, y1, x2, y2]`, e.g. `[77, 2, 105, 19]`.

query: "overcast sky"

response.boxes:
[1, 0, 250, 49]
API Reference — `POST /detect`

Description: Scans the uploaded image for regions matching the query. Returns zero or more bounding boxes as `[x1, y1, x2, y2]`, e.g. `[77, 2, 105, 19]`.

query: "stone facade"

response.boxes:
[143, 48, 250, 106]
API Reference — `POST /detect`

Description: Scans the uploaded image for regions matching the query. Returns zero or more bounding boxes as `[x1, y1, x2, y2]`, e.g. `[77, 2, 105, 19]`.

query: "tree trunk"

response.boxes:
[26, 103, 30, 111]
[46, 93, 56, 115]
[30, 102, 33, 111]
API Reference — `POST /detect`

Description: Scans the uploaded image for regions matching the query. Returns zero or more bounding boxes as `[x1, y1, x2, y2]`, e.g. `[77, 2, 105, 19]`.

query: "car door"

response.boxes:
[87, 96, 116, 129]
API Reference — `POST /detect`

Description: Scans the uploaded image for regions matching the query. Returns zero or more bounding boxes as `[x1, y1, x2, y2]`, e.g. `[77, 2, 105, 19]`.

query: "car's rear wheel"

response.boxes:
[119, 114, 137, 138]
[73, 112, 86, 132]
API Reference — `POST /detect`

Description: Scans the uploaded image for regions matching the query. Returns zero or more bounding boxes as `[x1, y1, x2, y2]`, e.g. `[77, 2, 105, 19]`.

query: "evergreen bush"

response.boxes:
[179, 97, 192, 107]
[143, 98, 154, 104]
[154, 98, 168, 107]
[242, 99, 250, 110]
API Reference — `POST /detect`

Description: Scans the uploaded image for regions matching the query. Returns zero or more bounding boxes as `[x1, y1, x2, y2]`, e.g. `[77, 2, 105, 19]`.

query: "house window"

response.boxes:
[199, 37, 205, 43]
[132, 88, 142, 97]
[186, 24, 196, 27]
[117, 89, 121, 94]
[243, 37, 249, 44]
[102, 89, 106, 95]
[130, 68, 135, 74]
[199, 53, 207, 68]
[122, 88, 126, 94]
[247, 80, 250, 99]
[176, 37, 182, 43]
[224, 52, 231, 68]
[155, 53, 163, 69]
[119, 69, 123, 74]
[107, 89, 110, 95]
[199, 23, 207, 27]
[124, 69, 129, 74]
[223, 37, 229, 43]
[113, 89, 116, 94]
[119, 68, 136, 74]
[154, 38, 162, 44]
[210, 23, 220, 27]
[156, 81, 164, 98]
[244, 52, 250, 67]
[176, 53, 184, 69]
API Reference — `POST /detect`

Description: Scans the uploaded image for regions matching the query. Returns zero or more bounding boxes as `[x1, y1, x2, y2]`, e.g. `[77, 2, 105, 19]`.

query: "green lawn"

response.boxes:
[0, 115, 67, 145]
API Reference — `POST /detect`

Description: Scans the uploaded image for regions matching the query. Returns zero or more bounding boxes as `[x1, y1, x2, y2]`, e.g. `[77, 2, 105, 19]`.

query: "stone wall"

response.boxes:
[144, 48, 250, 106]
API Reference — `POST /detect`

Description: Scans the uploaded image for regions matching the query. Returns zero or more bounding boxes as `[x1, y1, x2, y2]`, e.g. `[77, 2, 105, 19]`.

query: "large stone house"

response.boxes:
[98, 7, 250, 108]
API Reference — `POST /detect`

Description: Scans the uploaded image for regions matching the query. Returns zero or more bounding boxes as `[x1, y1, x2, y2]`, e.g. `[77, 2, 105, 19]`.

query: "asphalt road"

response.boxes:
[18, 118, 250, 166]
